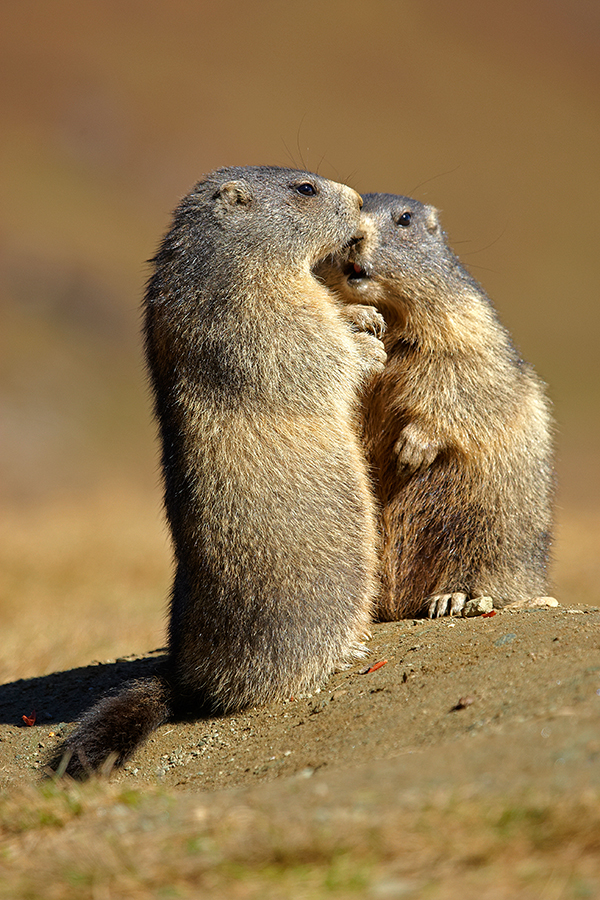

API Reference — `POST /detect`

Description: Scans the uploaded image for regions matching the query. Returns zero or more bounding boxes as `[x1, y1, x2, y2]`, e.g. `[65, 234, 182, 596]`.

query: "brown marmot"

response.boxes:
[316, 192, 554, 620]
[49, 166, 385, 777]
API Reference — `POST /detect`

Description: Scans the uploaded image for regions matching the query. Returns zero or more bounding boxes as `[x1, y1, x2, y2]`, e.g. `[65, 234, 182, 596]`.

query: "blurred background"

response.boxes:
[1, 0, 599, 681]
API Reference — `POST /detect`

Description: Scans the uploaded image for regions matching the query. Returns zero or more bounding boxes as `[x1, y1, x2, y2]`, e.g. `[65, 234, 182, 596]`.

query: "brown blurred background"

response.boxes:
[1, 0, 599, 680]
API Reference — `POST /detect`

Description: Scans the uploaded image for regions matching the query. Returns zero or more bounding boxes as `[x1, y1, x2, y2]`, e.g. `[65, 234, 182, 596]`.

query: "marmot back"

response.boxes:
[316, 192, 554, 619]
[49, 166, 385, 776]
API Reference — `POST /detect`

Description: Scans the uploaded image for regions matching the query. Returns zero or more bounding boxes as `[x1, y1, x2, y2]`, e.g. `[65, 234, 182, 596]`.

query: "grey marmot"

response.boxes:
[316, 192, 554, 620]
[49, 166, 386, 777]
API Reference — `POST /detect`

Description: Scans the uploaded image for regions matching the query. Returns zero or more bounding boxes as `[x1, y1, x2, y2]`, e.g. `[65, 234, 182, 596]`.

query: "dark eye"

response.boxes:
[397, 211, 412, 226]
[296, 182, 317, 196]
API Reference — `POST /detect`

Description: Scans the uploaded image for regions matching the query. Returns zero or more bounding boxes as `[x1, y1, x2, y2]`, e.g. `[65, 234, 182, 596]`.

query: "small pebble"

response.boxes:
[455, 696, 475, 709]
[462, 596, 493, 617]
[534, 596, 559, 607]
[495, 633, 517, 647]
[505, 596, 559, 610]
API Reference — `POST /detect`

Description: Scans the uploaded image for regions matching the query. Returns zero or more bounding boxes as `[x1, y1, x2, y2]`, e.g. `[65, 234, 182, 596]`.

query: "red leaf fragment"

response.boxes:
[360, 659, 388, 675]
[482, 610, 496, 618]
[22, 710, 36, 727]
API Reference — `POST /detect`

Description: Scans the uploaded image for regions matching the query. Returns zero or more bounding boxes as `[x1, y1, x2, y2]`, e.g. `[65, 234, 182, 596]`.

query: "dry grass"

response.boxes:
[1, 778, 600, 899]
[0, 489, 170, 683]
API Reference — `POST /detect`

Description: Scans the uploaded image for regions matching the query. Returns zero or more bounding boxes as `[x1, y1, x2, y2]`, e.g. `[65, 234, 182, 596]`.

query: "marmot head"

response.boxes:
[314, 193, 461, 319]
[161, 166, 363, 274]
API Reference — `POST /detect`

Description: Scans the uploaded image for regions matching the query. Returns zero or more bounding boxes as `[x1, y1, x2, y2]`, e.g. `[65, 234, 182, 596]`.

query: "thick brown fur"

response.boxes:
[48, 167, 385, 777]
[316, 193, 554, 620]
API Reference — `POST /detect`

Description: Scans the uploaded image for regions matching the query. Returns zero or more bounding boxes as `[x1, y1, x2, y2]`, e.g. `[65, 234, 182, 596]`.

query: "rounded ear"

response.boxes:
[425, 206, 440, 235]
[216, 180, 253, 210]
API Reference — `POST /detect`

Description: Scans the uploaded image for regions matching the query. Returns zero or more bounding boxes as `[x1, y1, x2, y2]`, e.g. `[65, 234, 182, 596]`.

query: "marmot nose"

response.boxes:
[358, 194, 364, 209]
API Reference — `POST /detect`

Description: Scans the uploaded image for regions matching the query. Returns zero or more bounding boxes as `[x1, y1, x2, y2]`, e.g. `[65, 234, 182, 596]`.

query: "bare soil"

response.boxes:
[2, 603, 600, 797]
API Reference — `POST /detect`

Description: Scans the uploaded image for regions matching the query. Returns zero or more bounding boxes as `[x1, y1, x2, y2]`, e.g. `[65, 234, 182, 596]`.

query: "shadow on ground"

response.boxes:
[0, 649, 167, 726]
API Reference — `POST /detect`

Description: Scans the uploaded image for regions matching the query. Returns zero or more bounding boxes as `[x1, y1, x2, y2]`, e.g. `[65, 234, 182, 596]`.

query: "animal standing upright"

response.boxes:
[317, 192, 554, 619]
[49, 166, 386, 777]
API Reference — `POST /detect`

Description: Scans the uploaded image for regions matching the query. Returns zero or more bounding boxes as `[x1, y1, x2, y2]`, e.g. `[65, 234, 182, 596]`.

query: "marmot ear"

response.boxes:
[425, 207, 439, 235]
[217, 180, 253, 209]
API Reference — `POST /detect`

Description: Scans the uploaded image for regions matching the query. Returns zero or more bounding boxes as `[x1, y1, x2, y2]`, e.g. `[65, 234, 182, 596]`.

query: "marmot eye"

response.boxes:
[397, 211, 412, 226]
[296, 182, 317, 196]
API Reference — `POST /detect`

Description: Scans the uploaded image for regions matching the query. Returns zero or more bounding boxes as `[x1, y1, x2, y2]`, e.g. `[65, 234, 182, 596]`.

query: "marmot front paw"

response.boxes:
[394, 422, 442, 473]
[342, 303, 386, 339]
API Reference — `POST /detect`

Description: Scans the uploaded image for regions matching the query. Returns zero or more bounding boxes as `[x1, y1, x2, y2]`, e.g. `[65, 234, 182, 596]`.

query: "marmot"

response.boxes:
[316, 193, 554, 620]
[49, 166, 386, 777]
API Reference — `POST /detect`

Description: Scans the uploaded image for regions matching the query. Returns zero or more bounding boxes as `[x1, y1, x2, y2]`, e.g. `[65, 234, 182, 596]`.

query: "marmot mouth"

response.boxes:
[344, 261, 370, 282]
